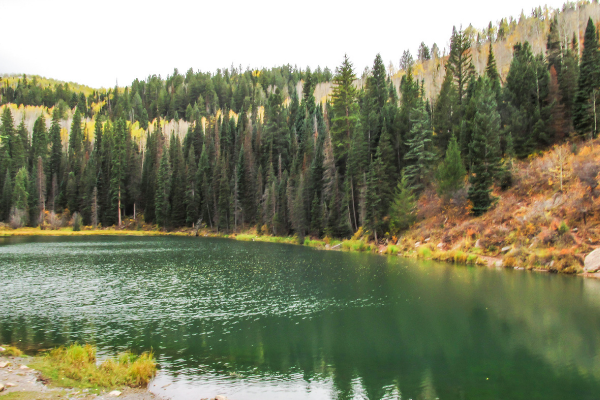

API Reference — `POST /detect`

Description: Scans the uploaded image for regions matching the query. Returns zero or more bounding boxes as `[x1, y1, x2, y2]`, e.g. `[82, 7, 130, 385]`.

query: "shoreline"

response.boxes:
[1, 226, 596, 278]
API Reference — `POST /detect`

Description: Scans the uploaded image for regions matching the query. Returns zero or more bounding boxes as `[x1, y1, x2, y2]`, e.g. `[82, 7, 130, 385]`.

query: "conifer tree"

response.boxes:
[12, 167, 29, 211]
[485, 43, 501, 100]
[433, 68, 458, 151]
[155, 147, 172, 229]
[170, 136, 187, 227]
[49, 109, 62, 197]
[330, 54, 360, 173]
[30, 115, 47, 171]
[389, 172, 416, 235]
[436, 134, 466, 200]
[404, 100, 435, 193]
[573, 18, 600, 138]
[468, 79, 502, 216]
[110, 119, 127, 226]
[1, 170, 12, 221]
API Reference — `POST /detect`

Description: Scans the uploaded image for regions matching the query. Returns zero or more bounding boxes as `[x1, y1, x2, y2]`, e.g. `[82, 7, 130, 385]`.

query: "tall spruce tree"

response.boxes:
[330, 54, 360, 174]
[573, 18, 600, 138]
[468, 79, 502, 216]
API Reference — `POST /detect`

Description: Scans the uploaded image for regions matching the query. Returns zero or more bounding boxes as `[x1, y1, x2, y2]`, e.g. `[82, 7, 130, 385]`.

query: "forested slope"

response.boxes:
[0, 1, 599, 272]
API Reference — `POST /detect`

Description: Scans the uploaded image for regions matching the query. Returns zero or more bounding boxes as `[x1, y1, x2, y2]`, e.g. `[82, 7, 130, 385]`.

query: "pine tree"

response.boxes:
[446, 27, 475, 118]
[49, 108, 62, 198]
[155, 146, 172, 229]
[485, 43, 501, 100]
[1, 170, 12, 221]
[468, 79, 502, 216]
[110, 119, 127, 226]
[330, 54, 360, 173]
[404, 100, 436, 193]
[185, 145, 199, 226]
[573, 18, 600, 138]
[433, 68, 458, 152]
[169, 136, 187, 227]
[389, 172, 416, 235]
[30, 115, 47, 171]
[12, 167, 29, 211]
[436, 134, 466, 200]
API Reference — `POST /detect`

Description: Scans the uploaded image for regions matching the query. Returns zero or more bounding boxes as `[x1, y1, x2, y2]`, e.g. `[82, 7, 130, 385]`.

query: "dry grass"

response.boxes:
[30, 344, 156, 389]
[1, 345, 23, 356]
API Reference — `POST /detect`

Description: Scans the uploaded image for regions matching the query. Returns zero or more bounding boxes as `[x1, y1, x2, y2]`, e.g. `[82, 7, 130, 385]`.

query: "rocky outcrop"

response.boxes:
[584, 249, 600, 273]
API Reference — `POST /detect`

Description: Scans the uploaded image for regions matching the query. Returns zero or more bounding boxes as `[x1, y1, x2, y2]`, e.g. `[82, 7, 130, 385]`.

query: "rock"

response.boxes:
[572, 227, 578, 232]
[108, 391, 121, 397]
[215, 396, 229, 400]
[0, 384, 4, 392]
[19, 365, 29, 370]
[0, 346, 5, 352]
[549, 260, 555, 268]
[501, 246, 511, 253]
[425, 238, 430, 242]
[415, 241, 421, 247]
[331, 243, 341, 250]
[584, 248, 600, 273]
[474, 239, 481, 248]
[494, 261, 503, 268]
[0, 362, 9, 368]
[436, 242, 445, 249]
[5, 383, 16, 388]
[325, 244, 330, 250]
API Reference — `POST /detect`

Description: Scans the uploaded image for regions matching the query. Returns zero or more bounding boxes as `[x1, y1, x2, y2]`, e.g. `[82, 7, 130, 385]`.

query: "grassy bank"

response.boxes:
[0, 344, 157, 391]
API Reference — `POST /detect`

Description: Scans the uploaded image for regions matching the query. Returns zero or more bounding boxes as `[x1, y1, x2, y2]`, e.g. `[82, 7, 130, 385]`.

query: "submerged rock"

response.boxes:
[584, 248, 600, 273]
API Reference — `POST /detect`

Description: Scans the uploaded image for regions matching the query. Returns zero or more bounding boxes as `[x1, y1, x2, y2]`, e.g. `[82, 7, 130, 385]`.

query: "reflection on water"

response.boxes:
[1, 236, 599, 400]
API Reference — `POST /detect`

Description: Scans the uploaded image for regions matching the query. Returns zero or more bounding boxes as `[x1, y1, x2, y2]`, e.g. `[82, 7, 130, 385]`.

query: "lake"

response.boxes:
[1, 235, 599, 400]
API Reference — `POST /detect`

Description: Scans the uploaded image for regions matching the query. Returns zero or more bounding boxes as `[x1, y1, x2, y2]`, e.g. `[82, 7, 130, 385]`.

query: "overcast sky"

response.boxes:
[2, 0, 569, 89]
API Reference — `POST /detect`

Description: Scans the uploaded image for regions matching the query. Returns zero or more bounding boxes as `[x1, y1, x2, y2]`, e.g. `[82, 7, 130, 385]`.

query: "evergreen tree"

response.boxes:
[1, 170, 11, 221]
[169, 136, 187, 227]
[389, 172, 416, 235]
[330, 54, 360, 173]
[573, 18, 600, 138]
[404, 100, 436, 193]
[155, 146, 172, 229]
[12, 167, 29, 211]
[485, 43, 501, 100]
[468, 79, 502, 216]
[433, 68, 458, 151]
[436, 134, 466, 200]
[30, 115, 47, 171]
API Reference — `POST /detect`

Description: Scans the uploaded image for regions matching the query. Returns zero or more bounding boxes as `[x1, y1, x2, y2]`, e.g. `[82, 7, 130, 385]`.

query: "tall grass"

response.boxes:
[1, 345, 23, 356]
[30, 344, 156, 389]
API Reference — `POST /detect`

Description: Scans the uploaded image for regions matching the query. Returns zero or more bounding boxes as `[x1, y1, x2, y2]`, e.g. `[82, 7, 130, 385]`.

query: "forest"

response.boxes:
[1, 4, 599, 244]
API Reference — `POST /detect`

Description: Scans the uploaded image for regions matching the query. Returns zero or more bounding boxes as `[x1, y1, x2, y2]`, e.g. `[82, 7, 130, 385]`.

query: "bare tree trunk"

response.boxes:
[92, 187, 98, 229]
[118, 186, 122, 227]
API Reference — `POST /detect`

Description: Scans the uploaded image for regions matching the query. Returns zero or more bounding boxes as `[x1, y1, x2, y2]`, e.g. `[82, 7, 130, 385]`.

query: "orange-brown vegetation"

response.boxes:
[395, 139, 600, 274]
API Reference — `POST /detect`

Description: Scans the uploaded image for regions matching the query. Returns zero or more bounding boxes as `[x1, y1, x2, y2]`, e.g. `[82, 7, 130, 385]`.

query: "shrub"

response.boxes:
[9, 207, 27, 229]
[72, 212, 82, 231]
[386, 245, 399, 255]
[417, 246, 432, 259]
[49, 212, 62, 230]
[1, 345, 23, 356]
[558, 221, 569, 235]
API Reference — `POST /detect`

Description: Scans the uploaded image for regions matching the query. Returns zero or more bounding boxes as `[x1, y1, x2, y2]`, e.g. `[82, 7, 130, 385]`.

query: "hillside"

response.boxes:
[390, 139, 600, 274]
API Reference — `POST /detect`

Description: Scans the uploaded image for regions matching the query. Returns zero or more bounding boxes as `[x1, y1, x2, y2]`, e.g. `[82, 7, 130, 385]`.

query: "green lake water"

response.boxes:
[1, 236, 600, 399]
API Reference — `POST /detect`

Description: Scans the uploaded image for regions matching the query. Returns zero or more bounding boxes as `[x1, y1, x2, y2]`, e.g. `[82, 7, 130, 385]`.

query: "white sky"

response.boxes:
[1, 0, 569, 89]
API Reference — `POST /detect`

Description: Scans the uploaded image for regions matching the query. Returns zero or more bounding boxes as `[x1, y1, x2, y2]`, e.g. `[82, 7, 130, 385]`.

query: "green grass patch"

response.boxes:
[417, 246, 432, 259]
[385, 245, 399, 255]
[29, 344, 156, 390]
